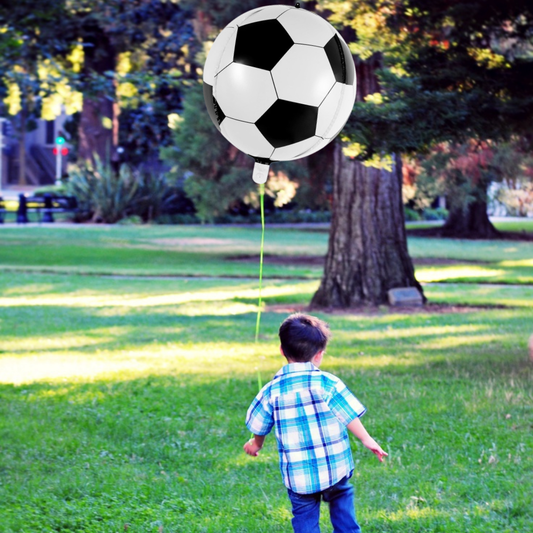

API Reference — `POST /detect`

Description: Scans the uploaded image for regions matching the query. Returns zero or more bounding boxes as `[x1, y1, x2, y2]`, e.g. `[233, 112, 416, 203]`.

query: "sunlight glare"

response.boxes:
[0, 283, 313, 309]
[416, 265, 505, 282]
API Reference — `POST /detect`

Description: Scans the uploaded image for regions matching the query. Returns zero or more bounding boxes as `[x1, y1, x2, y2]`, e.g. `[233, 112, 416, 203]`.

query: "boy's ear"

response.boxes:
[313, 350, 324, 366]
[280, 345, 285, 357]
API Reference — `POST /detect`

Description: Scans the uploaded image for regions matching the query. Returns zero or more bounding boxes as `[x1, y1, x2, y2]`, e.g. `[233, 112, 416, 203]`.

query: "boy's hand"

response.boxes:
[346, 418, 388, 462]
[243, 438, 263, 457]
[361, 437, 388, 462]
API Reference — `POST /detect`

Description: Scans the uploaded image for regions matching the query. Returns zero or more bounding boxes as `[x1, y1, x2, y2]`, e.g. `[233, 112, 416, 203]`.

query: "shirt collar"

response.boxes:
[275, 362, 318, 377]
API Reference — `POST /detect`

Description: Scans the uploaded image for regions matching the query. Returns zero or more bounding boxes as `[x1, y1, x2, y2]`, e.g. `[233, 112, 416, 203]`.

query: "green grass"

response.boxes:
[0, 225, 326, 278]
[1, 226, 533, 532]
[404, 218, 533, 234]
[493, 219, 533, 233]
[2, 225, 533, 284]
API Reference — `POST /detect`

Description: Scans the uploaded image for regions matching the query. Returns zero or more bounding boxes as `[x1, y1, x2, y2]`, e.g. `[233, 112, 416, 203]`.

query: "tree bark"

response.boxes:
[311, 148, 424, 308]
[311, 57, 423, 308]
[77, 26, 118, 166]
[17, 107, 27, 185]
[441, 198, 500, 239]
[78, 94, 118, 165]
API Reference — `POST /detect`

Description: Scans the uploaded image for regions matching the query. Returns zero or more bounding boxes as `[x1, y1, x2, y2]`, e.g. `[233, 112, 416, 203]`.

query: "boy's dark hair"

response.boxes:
[279, 313, 331, 363]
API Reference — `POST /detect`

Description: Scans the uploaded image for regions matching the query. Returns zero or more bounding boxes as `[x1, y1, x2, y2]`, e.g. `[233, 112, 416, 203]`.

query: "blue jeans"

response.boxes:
[287, 476, 361, 533]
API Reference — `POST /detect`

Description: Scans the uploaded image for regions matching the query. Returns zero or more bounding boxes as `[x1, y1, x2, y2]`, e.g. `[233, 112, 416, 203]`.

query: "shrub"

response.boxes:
[33, 185, 69, 197]
[66, 157, 138, 223]
[156, 213, 200, 225]
[133, 170, 180, 223]
[404, 207, 422, 221]
[422, 207, 449, 220]
[117, 215, 144, 225]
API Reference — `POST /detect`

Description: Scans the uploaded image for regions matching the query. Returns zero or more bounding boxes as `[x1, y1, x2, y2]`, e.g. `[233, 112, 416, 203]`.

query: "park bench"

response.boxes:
[15, 193, 78, 223]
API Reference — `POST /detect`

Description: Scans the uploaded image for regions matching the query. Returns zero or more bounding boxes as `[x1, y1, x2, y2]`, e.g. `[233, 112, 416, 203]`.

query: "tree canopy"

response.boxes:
[326, 0, 533, 159]
[0, 0, 196, 169]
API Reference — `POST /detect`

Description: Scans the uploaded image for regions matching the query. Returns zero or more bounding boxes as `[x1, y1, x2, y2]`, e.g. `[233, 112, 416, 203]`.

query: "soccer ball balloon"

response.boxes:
[203, 4, 356, 183]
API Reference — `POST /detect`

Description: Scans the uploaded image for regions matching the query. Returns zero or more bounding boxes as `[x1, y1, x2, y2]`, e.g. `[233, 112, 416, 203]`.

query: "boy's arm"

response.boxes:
[243, 434, 266, 457]
[347, 417, 388, 462]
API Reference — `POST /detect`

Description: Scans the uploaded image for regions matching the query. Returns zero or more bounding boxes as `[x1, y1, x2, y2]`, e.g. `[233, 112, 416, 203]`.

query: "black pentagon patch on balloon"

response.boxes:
[212, 96, 226, 126]
[234, 20, 293, 71]
[324, 34, 355, 85]
[203, 82, 225, 131]
[256, 100, 318, 148]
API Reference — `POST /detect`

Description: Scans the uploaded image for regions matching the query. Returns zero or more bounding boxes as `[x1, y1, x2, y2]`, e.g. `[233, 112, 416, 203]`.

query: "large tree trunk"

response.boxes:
[17, 107, 27, 185]
[77, 27, 118, 166]
[441, 197, 500, 239]
[311, 148, 424, 308]
[311, 58, 423, 308]
[78, 95, 119, 165]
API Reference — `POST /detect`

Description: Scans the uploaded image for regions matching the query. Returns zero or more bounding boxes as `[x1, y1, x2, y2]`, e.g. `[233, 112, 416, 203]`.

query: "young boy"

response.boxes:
[244, 313, 387, 533]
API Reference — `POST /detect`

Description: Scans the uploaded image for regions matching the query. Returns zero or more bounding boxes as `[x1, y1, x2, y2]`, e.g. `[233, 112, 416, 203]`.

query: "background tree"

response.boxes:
[310, 64, 423, 308]
[162, 85, 305, 222]
[68, 0, 196, 166]
[338, 0, 533, 238]
[311, 1, 424, 308]
[414, 138, 533, 226]
[0, 0, 79, 184]
[311, 0, 533, 307]
[162, 85, 254, 222]
[0, 0, 197, 183]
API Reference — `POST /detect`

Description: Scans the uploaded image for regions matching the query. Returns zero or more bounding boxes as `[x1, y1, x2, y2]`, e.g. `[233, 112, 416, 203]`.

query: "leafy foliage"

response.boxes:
[322, 0, 533, 158]
[182, 0, 289, 33]
[0, 0, 198, 168]
[0, 0, 80, 181]
[162, 84, 310, 221]
[161, 85, 255, 222]
[66, 157, 139, 223]
[415, 141, 495, 214]
[66, 155, 190, 224]
[68, 0, 199, 163]
[413, 139, 533, 218]
[133, 171, 182, 223]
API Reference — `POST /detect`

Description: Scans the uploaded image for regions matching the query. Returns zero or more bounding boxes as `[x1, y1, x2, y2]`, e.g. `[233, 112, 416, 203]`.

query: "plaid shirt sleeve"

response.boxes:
[245, 385, 274, 436]
[325, 375, 367, 427]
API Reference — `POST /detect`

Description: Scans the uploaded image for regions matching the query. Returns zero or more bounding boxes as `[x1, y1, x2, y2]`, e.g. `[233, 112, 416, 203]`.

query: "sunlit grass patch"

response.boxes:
[416, 264, 507, 282]
[0, 279, 315, 310]
[415, 259, 533, 284]
[408, 236, 533, 262]
[494, 219, 533, 233]
[424, 282, 533, 307]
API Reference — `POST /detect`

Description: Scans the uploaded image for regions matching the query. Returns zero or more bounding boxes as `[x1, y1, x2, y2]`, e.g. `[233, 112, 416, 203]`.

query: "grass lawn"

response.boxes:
[493, 219, 533, 233]
[1, 225, 532, 532]
[2, 225, 533, 284]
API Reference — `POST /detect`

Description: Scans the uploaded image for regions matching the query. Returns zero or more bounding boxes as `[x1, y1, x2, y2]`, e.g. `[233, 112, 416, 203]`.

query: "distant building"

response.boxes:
[1, 112, 70, 189]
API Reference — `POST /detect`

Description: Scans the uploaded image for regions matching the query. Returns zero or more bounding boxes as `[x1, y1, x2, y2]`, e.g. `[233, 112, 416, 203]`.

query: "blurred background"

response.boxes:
[0, 0, 531, 227]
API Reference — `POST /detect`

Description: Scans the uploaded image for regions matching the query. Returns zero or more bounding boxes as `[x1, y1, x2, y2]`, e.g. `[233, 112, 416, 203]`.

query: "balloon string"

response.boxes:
[251, 183, 265, 439]
[255, 182, 265, 343]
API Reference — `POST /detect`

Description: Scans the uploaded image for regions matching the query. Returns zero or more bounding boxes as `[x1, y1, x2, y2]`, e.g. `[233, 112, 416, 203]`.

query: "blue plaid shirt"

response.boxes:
[246, 362, 366, 494]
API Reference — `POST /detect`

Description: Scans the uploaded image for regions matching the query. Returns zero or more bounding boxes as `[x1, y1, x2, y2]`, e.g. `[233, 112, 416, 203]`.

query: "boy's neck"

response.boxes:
[285, 351, 324, 368]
